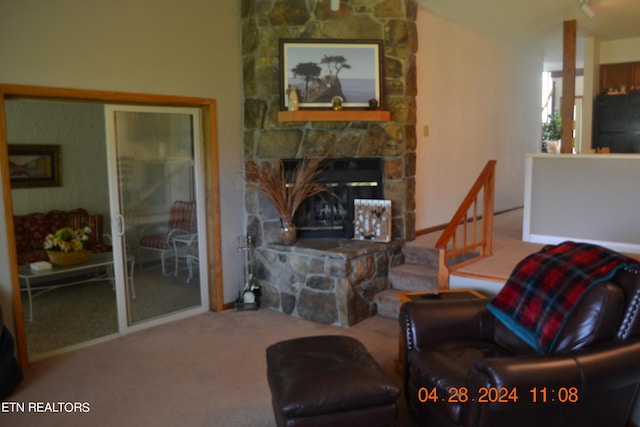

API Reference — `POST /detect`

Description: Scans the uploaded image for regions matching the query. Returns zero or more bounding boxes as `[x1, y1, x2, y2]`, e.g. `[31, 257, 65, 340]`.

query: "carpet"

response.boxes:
[22, 266, 202, 356]
[5, 309, 416, 426]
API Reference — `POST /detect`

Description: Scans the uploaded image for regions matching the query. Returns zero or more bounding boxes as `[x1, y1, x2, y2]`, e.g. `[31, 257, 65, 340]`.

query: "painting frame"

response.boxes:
[279, 39, 384, 110]
[8, 144, 61, 188]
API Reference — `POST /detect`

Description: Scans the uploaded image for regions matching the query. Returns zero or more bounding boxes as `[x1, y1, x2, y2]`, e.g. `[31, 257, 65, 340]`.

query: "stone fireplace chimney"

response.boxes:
[240, 0, 418, 326]
[242, 0, 418, 246]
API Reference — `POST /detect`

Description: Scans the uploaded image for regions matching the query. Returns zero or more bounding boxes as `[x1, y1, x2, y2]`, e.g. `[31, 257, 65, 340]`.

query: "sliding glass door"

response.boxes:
[105, 105, 208, 329]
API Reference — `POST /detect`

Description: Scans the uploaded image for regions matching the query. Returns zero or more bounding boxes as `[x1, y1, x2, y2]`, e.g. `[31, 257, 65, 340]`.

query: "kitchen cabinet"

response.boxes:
[600, 62, 640, 93]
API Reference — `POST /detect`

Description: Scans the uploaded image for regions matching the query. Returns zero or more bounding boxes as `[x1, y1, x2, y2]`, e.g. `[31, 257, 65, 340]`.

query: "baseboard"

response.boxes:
[222, 301, 236, 311]
[415, 223, 445, 236]
[415, 207, 523, 237]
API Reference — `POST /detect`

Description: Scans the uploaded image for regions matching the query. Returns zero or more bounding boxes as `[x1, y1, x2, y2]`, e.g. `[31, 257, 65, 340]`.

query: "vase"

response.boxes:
[279, 221, 297, 245]
[287, 85, 299, 111]
[47, 250, 92, 266]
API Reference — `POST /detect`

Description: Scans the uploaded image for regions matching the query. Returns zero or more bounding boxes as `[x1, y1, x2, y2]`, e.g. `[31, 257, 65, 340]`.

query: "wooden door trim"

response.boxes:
[0, 84, 223, 369]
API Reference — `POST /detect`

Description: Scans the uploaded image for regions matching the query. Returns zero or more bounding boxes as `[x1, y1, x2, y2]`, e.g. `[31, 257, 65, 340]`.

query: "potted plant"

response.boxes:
[244, 157, 327, 244]
[542, 111, 562, 153]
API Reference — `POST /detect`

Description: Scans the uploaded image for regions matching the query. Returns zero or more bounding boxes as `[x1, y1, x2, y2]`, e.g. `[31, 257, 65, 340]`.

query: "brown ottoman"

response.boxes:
[266, 335, 400, 427]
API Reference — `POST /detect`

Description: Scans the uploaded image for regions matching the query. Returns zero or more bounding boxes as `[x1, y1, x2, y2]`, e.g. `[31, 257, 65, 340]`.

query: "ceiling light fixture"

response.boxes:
[579, 0, 595, 19]
[331, 0, 340, 11]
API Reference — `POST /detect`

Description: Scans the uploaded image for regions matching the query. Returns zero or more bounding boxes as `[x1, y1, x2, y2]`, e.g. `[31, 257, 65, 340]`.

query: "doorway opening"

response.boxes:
[0, 84, 223, 368]
[541, 71, 584, 153]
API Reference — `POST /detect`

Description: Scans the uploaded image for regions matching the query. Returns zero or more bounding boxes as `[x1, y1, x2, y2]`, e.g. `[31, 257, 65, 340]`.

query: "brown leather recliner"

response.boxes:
[400, 266, 640, 427]
[0, 304, 23, 399]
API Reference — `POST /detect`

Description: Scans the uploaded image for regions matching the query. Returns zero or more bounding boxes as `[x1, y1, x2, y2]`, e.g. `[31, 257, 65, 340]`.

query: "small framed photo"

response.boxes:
[8, 144, 61, 188]
[353, 199, 391, 242]
[279, 39, 384, 110]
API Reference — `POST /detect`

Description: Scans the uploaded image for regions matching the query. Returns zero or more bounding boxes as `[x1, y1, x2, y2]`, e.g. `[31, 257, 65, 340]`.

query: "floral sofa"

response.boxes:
[13, 208, 112, 265]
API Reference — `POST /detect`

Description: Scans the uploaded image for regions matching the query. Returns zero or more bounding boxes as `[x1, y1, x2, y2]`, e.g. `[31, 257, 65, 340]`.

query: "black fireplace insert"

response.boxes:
[282, 157, 384, 238]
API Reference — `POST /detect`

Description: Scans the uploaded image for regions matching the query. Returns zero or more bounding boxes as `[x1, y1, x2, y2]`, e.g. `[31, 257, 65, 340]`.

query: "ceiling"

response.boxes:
[416, 0, 640, 71]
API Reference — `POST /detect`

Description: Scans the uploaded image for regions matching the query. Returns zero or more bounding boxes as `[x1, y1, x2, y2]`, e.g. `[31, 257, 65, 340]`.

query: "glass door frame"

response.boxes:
[104, 104, 209, 332]
[0, 84, 223, 369]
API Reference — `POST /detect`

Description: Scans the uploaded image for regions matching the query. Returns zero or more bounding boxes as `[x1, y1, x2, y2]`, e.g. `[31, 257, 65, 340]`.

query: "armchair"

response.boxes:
[400, 244, 640, 427]
[184, 236, 199, 283]
[138, 200, 197, 274]
[0, 304, 22, 399]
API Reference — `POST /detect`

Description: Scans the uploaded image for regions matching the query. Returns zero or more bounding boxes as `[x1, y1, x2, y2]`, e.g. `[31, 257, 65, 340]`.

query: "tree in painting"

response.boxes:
[290, 62, 322, 102]
[320, 55, 351, 91]
[290, 55, 352, 103]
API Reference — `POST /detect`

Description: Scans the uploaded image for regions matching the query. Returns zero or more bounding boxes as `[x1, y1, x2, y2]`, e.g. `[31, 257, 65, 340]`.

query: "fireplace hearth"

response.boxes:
[282, 157, 384, 239]
[254, 238, 403, 327]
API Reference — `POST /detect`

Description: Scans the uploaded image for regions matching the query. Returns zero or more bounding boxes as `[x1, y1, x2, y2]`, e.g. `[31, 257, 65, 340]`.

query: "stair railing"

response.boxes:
[435, 160, 496, 288]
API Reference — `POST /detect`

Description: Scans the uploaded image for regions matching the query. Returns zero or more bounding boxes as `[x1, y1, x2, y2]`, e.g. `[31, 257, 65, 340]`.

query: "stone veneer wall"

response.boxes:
[254, 239, 403, 327]
[241, 0, 417, 326]
[241, 0, 418, 244]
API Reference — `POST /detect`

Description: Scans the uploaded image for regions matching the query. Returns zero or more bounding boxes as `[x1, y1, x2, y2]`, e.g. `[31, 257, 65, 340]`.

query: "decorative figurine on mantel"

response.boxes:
[331, 95, 343, 111]
[287, 85, 299, 111]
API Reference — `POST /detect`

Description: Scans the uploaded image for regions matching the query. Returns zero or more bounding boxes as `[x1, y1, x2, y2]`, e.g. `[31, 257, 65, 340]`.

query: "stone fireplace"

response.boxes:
[241, 0, 417, 326]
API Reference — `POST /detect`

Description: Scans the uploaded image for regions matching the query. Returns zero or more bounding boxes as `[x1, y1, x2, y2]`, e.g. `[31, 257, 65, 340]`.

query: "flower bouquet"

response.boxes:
[44, 226, 93, 266]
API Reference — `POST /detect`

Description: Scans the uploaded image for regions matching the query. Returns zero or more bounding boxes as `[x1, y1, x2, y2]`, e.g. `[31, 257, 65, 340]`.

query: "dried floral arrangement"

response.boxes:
[244, 157, 327, 224]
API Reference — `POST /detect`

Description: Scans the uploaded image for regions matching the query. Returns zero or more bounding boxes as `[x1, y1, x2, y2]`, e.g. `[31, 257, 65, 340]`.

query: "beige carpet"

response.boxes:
[5, 309, 416, 426]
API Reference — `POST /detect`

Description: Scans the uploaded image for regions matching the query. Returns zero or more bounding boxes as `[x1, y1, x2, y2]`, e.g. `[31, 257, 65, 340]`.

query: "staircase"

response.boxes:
[374, 240, 440, 319]
[374, 241, 480, 319]
[374, 160, 497, 320]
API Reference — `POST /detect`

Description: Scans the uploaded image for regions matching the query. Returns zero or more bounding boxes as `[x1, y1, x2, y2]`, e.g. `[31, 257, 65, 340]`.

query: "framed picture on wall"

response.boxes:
[279, 39, 384, 110]
[8, 144, 61, 188]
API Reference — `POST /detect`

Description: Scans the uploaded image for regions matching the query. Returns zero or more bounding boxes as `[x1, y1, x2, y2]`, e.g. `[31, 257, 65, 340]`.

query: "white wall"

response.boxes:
[6, 100, 111, 221]
[600, 37, 640, 64]
[415, 9, 542, 230]
[524, 154, 640, 254]
[0, 1, 244, 331]
[581, 36, 599, 152]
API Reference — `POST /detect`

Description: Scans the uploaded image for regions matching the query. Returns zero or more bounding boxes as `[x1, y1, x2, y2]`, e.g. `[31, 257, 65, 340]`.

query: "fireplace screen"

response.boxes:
[282, 157, 384, 238]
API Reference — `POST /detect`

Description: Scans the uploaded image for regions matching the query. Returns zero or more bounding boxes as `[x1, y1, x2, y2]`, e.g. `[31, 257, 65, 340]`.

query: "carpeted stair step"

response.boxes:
[374, 271, 439, 319]
[447, 250, 482, 267]
[401, 242, 440, 268]
[375, 263, 440, 319]
[388, 263, 439, 292]
[374, 289, 405, 319]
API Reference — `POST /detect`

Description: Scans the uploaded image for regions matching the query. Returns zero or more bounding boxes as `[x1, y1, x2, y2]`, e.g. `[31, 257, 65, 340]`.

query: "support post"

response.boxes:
[561, 20, 577, 154]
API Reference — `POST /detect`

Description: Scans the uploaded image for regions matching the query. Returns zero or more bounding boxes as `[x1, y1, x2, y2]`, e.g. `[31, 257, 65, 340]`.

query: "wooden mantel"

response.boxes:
[278, 110, 390, 122]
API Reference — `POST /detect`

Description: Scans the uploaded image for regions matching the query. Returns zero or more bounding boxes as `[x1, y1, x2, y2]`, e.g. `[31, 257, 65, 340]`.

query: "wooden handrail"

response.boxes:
[435, 160, 496, 288]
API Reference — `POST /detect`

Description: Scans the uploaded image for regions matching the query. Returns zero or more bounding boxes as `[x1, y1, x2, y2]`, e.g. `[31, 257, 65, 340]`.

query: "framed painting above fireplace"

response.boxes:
[279, 39, 384, 110]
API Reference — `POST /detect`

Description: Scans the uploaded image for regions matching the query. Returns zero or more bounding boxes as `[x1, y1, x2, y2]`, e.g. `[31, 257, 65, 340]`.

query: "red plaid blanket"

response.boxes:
[487, 241, 639, 353]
